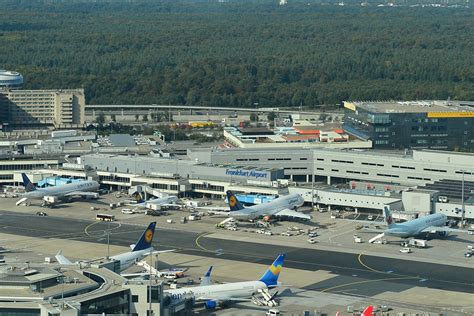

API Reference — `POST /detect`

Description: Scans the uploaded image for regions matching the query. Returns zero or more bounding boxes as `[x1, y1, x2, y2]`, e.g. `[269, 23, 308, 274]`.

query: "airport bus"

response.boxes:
[96, 213, 115, 222]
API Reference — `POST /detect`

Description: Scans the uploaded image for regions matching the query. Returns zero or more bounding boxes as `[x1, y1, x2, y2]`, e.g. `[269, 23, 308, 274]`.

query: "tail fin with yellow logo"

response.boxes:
[131, 222, 156, 252]
[226, 190, 245, 212]
[259, 254, 286, 287]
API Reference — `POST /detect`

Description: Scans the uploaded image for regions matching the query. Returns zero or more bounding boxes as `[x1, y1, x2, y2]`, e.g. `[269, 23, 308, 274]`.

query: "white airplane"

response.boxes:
[226, 191, 310, 221]
[372, 206, 468, 239]
[16, 173, 99, 206]
[165, 254, 285, 309]
[132, 195, 180, 211]
[56, 222, 173, 272]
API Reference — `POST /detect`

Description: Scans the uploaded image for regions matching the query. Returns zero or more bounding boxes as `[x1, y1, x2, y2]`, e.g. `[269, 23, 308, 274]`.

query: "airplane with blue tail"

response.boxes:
[165, 254, 286, 309]
[56, 222, 174, 272]
[16, 173, 100, 206]
[226, 190, 310, 221]
[366, 206, 470, 240]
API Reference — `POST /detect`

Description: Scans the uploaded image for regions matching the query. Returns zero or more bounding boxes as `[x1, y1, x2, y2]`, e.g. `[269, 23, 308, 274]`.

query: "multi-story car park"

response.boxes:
[342, 100, 474, 151]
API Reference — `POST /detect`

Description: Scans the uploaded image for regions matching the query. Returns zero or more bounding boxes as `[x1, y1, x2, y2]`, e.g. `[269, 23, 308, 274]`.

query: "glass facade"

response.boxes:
[80, 290, 130, 315]
[343, 108, 473, 151]
[0, 309, 40, 316]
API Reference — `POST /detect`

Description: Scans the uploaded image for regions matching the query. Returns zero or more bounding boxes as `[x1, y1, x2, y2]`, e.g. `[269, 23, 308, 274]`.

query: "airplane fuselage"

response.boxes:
[166, 280, 267, 303]
[384, 213, 447, 238]
[111, 247, 154, 271]
[23, 180, 99, 200]
[231, 194, 304, 220]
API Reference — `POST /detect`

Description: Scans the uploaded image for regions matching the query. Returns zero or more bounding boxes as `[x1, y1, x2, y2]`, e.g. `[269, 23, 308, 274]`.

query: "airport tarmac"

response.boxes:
[0, 197, 473, 314]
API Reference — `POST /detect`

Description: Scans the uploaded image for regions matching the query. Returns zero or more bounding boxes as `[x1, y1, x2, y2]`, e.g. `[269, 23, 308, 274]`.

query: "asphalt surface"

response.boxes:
[1, 210, 472, 297]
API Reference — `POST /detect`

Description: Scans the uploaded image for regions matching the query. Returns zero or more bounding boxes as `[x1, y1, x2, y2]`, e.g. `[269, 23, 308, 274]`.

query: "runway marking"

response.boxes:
[357, 253, 383, 273]
[84, 221, 122, 238]
[195, 232, 212, 252]
[320, 276, 419, 293]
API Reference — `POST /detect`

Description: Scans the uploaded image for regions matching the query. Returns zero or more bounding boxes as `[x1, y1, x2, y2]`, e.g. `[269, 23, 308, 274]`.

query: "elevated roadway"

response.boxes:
[86, 104, 323, 115]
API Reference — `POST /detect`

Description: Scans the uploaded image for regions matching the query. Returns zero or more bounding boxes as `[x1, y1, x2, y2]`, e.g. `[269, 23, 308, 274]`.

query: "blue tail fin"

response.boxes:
[21, 173, 36, 192]
[132, 222, 156, 252]
[226, 191, 245, 212]
[200, 266, 213, 286]
[259, 254, 286, 287]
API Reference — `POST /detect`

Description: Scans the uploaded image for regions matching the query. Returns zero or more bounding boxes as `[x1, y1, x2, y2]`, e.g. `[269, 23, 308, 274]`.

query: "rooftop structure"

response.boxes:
[0, 70, 23, 89]
[348, 100, 474, 114]
[223, 126, 371, 149]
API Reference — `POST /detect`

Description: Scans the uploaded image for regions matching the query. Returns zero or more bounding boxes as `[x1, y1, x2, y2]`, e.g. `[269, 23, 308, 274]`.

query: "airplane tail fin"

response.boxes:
[259, 254, 286, 287]
[200, 266, 213, 286]
[21, 173, 36, 192]
[226, 191, 245, 212]
[361, 305, 373, 316]
[383, 206, 397, 228]
[132, 222, 156, 252]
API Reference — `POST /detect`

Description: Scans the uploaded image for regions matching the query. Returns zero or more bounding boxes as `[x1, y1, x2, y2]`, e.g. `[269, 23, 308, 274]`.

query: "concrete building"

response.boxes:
[223, 126, 372, 149]
[0, 89, 85, 129]
[342, 100, 474, 151]
[0, 262, 190, 315]
[189, 148, 474, 187]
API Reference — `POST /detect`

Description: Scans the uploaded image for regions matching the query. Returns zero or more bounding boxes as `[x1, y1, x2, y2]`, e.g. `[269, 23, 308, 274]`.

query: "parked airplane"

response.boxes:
[132, 195, 180, 211]
[226, 191, 310, 221]
[165, 254, 285, 309]
[16, 173, 99, 206]
[378, 206, 465, 239]
[56, 222, 173, 271]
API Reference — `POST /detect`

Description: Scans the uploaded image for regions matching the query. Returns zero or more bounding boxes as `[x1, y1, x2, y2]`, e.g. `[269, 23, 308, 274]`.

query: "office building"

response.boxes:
[0, 89, 85, 129]
[342, 100, 474, 151]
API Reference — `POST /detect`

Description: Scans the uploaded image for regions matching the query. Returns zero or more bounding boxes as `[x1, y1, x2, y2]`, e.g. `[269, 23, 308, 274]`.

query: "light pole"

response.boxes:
[461, 170, 465, 228]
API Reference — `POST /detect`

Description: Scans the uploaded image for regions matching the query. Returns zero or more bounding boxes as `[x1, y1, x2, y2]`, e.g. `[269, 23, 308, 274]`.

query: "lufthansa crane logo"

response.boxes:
[145, 229, 154, 243]
[229, 196, 237, 207]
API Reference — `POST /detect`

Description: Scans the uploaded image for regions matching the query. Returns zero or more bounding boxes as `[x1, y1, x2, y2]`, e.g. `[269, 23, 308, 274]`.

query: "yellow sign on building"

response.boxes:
[427, 112, 474, 118]
[343, 102, 357, 111]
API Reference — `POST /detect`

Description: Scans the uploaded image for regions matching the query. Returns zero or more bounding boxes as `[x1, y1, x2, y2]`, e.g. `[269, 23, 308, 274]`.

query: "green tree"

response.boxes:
[110, 114, 116, 122]
[135, 114, 139, 122]
[142, 114, 148, 122]
[96, 112, 105, 124]
[250, 113, 259, 122]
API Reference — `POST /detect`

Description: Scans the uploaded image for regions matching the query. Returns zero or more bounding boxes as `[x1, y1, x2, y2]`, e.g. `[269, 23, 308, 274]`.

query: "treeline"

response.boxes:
[0, 0, 473, 107]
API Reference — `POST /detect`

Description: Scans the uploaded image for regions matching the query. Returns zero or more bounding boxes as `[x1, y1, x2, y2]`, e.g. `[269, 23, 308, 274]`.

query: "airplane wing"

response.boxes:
[55, 250, 73, 264]
[64, 191, 98, 197]
[421, 226, 471, 234]
[274, 208, 312, 220]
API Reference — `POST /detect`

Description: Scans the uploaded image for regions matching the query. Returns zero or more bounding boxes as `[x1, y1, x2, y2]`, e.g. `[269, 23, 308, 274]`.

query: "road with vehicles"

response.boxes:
[0, 211, 472, 297]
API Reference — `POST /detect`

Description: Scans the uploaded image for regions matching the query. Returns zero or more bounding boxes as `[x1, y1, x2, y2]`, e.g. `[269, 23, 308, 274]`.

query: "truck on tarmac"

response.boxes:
[403, 239, 428, 248]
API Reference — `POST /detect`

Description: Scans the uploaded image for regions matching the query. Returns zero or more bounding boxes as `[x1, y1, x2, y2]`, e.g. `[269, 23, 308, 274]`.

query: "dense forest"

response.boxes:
[0, 0, 473, 107]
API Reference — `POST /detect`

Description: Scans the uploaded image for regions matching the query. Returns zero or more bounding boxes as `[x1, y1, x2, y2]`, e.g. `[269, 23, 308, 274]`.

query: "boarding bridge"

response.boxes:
[251, 288, 278, 307]
[136, 259, 160, 276]
[129, 185, 166, 200]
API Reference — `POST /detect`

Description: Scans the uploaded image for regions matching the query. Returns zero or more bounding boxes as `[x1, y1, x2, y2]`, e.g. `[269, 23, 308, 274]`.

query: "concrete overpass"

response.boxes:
[86, 104, 324, 115]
